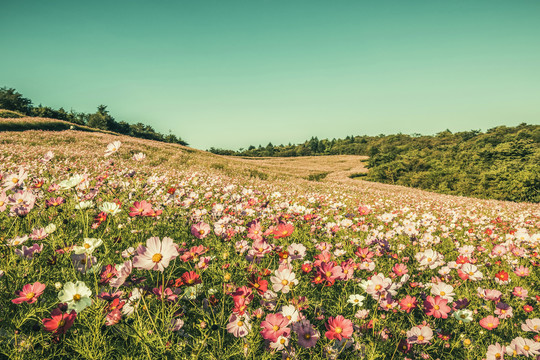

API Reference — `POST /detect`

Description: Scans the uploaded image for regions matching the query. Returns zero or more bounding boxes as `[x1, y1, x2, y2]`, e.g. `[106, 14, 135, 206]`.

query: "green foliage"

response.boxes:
[213, 124, 540, 203]
[307, 172, 329, 181]
[0, 87, 33, 114]
[0, 86, 189, 146]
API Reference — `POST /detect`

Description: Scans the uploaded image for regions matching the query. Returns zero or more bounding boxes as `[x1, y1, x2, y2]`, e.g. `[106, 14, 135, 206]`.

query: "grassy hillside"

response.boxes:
[1, 128, 539, 359]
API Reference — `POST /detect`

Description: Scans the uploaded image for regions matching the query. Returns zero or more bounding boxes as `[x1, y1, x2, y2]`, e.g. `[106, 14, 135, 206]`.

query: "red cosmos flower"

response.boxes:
[456, 256, 469, 265]
[12, 282, 46, 304]
[247, 276, 268, 295]
[325, 315, 353, 341]
[99, 265, 118, 285]
[181, 271, 201, 286]
[232, 297, 249, 315]
[106, 298, 125, 312]
[301, 263, 313, 273]
[479, 315, 499, 330]
[231, 286, 253, 304]
[523, 304, 534, 313]
[273, 223, 294, 239]
[129, 200, 152, 217]
[42, 308, 77, 334]
[495, 270, 509, 282]
[167, 187, 176, 194]
[399, 295, 417, 313]
[424, 296, 451, 319]
[94, 212, 107, 223]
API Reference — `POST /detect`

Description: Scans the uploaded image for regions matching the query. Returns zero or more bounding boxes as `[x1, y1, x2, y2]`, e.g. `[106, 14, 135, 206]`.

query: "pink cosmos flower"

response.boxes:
[133, 237, 179, 272]
[423, 296, 451, 319]
[12, 282, 46, 304]
[512, 286, 528, 299]
[325, 315, 353, 341]
[129, 200, 152, 217]
[521, 318, 540, 333]
[191, 222, 211, 239]
[479, 315, 500, 330]
[514, 266, 530, 277]
[110, 260, 132, 288]
[260, 313, 290, 342]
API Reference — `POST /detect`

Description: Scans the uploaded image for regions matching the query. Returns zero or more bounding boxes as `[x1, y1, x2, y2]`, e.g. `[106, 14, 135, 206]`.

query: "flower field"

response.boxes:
[0, 130, 539, 360]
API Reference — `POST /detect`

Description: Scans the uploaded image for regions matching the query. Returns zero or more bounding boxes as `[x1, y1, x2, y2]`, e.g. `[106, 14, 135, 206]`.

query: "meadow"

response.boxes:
[0, 129, 539, 360]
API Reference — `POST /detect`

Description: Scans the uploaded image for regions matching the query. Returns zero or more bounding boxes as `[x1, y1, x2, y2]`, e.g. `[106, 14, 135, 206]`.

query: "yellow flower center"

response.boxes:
[440, 291, 445, 296]
[25, 292, 35, 299]
[273, 325, 279, 331]
[73, 294, 81, 301]
[326, 271, 332, 277]
[375, 285, 382, 291]
[152, 253, 163, 263]
[464, 339, 471, 346]
[427, 258, 432, 262]
[0, 201, 4, 206]
[281, 279, 289, 286]
[84, 243, 91, 249]
[12, 178, 19, 184]
[335, 327, 342, 334]
[58, 319, 66, 327]
[237, 321, 243, 327]
[418, 335, 424, 341]
[304, 333, 311, 339]
[488, 323, 493, 327]
[14, 241, 20, 245]
[524, 345, 530, 351]
[434, 305, 440, 310]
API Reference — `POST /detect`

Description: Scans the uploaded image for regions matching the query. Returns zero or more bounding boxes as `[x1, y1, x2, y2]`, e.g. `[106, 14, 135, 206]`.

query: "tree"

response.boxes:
[0, 87, 32, 113]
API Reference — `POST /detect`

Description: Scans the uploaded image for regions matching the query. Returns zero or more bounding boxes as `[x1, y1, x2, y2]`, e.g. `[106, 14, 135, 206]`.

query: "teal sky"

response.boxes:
[2, 0, 539, 150]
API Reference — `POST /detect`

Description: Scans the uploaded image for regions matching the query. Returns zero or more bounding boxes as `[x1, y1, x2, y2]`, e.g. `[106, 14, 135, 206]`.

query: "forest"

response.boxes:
[210, 125, 540, 203]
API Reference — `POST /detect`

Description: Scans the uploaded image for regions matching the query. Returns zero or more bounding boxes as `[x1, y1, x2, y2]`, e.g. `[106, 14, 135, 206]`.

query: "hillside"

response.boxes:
[1, 127, 539, 360]
[211, 124, 540, 203]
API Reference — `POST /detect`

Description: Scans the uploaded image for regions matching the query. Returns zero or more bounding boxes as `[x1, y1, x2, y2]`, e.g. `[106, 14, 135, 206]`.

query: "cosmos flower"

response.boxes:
[133, 237, 179, 272]
[58, 281, 92, 313]
[325, 315, 353, 341]
[12, 282, 46, 304]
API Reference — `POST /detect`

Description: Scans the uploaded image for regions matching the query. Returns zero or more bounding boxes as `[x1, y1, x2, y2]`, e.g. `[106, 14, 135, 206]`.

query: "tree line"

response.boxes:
[209, 125, 540, 203]
[0, 87, 188, 146]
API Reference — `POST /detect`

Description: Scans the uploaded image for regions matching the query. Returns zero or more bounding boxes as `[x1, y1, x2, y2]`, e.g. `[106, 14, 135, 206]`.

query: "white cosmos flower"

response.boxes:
[132, 152, 146, 161]
[75, 200, 94, 210]
[58, 174, 85, 190]
[453, 309, 473, 323]
[58, 281, 92, 313]
[73, 238, 103, 255]
[99, 202, 121, 215]
[270, 268, 298, 294]
[44, 223, 57, 234]
[348, 294, 366, 306]
[105, 141, 122, 157]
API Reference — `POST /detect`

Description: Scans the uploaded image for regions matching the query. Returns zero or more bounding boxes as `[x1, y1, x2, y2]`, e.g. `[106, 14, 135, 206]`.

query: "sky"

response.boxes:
[1, 0, 539, 150]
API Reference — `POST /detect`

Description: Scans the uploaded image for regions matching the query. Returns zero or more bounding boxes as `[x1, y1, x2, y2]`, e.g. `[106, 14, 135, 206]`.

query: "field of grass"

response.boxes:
[0, 128, 539, 359]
